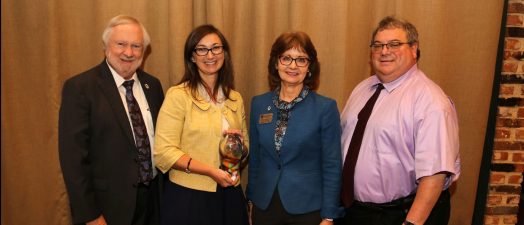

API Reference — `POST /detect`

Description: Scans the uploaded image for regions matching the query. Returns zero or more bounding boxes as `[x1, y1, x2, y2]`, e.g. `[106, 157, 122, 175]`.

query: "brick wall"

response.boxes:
[487, 1, 524, 224]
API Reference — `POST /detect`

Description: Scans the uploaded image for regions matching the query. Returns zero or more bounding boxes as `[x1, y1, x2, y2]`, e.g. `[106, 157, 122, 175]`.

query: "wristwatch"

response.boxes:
[403, 220, 415, 225]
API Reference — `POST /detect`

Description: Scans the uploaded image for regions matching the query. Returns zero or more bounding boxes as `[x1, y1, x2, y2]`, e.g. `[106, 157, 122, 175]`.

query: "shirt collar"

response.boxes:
[197, 83, 225, 104]
[106, 60, 138, 87]
[372, 64, 418, 93]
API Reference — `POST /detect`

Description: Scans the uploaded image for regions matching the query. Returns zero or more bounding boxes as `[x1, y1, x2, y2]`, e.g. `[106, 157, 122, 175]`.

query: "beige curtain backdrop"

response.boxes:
[1, 0, 503, 224]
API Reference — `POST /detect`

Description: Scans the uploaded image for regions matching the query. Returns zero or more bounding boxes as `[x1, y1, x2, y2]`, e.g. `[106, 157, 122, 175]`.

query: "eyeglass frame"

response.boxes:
[369, 41, 414, 53]
[278, 55, 310, 67]
[193, 45, 224, 56]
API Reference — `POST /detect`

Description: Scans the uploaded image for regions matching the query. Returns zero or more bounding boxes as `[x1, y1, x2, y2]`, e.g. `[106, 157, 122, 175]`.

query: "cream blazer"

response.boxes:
[154, 83, 249, 192]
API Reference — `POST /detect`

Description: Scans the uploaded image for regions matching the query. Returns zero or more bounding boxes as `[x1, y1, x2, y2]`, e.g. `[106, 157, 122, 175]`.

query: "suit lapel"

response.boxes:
[136, 71, 159, 126]
[95, 61, 136, 147]
[259, 93, 280, 162]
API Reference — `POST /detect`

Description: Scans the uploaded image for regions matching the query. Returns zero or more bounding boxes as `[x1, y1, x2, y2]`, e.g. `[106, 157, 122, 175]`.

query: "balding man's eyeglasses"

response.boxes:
[370, 41, 412, 53]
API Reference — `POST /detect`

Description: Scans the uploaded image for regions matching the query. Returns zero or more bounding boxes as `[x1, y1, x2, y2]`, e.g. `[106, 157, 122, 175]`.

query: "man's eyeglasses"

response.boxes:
[194, 46, 224, 56]
[279, 56, 310, 67]
[370, 41, 412, 53]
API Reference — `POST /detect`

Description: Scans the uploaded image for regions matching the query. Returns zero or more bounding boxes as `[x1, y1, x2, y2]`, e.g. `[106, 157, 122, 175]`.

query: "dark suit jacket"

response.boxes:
[59, 60, 164, 224]
[246, 91, 344, 219]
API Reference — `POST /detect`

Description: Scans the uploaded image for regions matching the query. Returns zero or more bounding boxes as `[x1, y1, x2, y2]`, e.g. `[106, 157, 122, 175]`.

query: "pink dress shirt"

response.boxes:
[340, 64, 460, 203]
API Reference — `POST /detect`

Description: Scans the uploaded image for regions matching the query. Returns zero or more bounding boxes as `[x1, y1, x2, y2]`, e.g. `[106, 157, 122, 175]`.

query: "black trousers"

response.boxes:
[252, 190, 321, 225]
[132, 174, 162, 225]
[335, 190, 450, 225]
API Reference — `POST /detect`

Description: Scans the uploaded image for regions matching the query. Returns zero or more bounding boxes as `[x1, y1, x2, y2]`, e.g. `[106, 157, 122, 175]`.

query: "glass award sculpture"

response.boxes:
[219, 133, 245, 181]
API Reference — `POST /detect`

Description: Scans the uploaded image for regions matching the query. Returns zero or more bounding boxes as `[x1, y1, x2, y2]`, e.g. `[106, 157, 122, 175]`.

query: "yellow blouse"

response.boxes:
[154, 83, 249, 192]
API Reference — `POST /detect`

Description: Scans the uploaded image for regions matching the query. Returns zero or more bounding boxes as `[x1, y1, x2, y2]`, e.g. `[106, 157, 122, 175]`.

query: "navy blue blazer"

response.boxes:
[246, 91, 344, 219]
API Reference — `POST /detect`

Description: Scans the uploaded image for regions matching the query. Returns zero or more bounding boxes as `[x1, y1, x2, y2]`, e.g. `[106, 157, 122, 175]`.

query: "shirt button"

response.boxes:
[277, 165, 281, 170]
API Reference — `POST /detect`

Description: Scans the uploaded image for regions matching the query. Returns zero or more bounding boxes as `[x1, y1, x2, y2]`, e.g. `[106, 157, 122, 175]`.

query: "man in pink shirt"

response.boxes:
[338, 16, 460, 225]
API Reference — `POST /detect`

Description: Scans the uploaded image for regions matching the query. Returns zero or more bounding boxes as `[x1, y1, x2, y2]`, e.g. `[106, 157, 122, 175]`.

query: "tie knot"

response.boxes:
[123, 80, 135, 90]
[376, 83, 384, 91]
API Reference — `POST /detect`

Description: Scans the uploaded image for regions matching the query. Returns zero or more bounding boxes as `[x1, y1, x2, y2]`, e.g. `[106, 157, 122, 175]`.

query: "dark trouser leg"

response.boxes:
[252, 190, 321, 225]
[252, 191, 287, 225]
[335, 203, 404, 225]
[132, 183, 152, 225]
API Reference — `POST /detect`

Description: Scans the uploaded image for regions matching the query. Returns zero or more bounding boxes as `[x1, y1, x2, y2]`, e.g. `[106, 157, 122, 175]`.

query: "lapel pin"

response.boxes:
[145, 84, 150, 89]
[267, 106, 271, 111]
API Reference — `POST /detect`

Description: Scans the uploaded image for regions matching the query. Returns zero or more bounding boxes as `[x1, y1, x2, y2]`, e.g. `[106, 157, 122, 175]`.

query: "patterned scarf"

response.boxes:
[272, 86, 310, 155]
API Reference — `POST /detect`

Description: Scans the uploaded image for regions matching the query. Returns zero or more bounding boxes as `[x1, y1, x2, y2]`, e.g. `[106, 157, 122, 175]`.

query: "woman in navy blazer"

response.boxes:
[246, 31, 344, 225]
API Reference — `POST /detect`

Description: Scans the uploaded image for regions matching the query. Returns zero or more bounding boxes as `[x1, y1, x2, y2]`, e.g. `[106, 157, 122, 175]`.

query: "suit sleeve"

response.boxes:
[246, 97, 260, 200]
[58, 78, 100, 223]
[320, 100, 345, 219]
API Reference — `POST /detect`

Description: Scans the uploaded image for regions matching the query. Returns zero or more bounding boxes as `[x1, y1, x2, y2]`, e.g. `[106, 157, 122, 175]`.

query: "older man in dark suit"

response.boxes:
[59, 15, 164, 225]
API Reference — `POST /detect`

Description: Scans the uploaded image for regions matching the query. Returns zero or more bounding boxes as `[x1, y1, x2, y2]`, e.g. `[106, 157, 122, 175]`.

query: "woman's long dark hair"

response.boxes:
[178, 24, 235, 101]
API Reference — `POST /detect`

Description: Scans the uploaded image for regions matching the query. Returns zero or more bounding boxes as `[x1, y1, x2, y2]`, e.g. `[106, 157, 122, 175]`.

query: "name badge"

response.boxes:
[259, 113, 273, 124]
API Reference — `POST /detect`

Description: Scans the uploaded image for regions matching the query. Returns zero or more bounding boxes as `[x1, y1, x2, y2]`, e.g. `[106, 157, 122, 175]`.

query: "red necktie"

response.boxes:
[341, 83, 384, 207]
